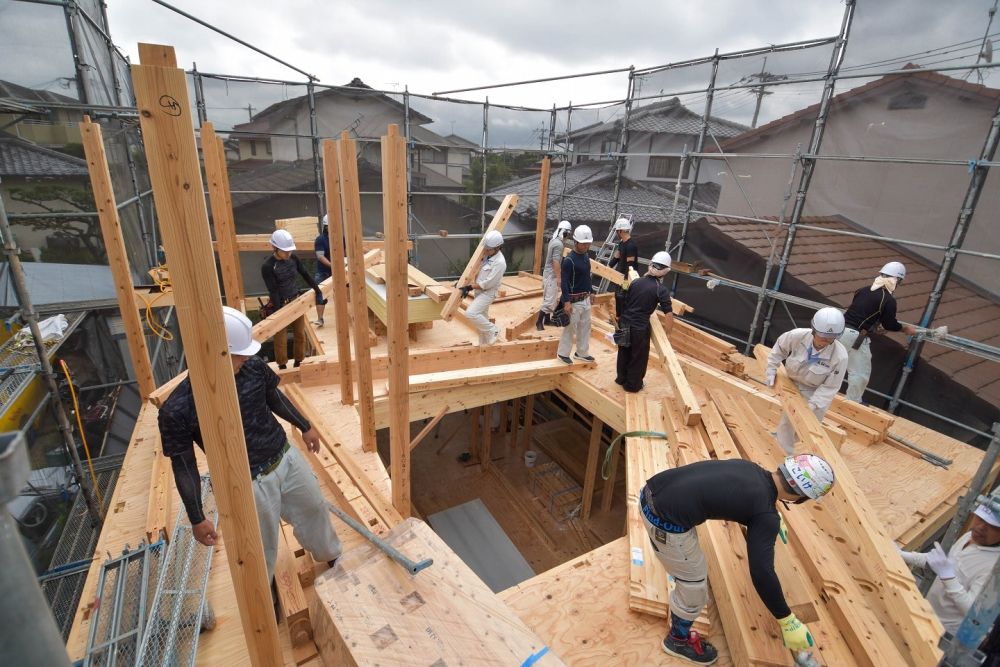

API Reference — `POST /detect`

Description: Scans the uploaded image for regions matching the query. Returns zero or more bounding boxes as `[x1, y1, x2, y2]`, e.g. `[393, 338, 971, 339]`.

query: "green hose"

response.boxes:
[601, 430, 669, 480]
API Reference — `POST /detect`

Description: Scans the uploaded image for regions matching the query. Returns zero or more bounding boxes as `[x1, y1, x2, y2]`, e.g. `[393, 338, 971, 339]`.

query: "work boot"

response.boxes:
[662, 631, 718, 665]
[543, 313, 552, 326]
[574, 353, 596, 362]
[535, 311, 546, 331]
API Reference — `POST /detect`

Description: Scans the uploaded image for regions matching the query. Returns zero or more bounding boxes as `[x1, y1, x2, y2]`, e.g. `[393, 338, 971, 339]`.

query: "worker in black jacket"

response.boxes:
[261, 228, 325, 369]
[615, 251, 673, 392]
[840, 261, 917, 402]
[642, 455, 835, 664]
[158, 307, 341, 582]
[609, 217, 639, 318]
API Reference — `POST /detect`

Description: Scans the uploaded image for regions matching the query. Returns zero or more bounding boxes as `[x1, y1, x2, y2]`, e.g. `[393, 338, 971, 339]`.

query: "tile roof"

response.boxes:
[568, 97, 748, 140]
[0, 135, 88, 177]
[0, 79, 78, 106]
[699, 214, 1000, 406]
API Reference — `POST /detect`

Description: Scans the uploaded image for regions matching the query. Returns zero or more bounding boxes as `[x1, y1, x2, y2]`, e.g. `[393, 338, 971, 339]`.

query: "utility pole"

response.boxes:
[747, 57, 788, 129]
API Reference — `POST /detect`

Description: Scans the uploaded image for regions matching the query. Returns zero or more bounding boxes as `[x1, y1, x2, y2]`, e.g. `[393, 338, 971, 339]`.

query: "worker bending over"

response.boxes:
[900, 495, 1000, 635]
[557, 225, 595, 364]
[536, 220, 572, 330]
[766, 308, 848, 455]
[610, 217, 638, 317]
[642, 454, 835, 663]
[616, 251, 673, 392]
[261, 229, 325, 369]
[463, 230, 506, 346]
[312, 216, 333, 327]
[158, 307, 341, 581]
[840, 261, 918, 402]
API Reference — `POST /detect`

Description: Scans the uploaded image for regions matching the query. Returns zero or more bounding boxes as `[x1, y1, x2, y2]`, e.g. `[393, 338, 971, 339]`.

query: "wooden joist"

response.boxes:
[649, 317, 701, 426]
[254, 278, 334, 342]
[558, 373, 626, 434]
[275, 534, 312, 648]
[505, 308, 542, 340]
[144, 438, 171, 542]
[406, 264, 452, 302]
[409, 405, 449, 451]
[407, 358, 588, 394]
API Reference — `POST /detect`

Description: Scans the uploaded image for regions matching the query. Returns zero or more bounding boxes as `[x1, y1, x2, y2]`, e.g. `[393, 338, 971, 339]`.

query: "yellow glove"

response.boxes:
[777, 513, 789, 545]
[778, 614, 814, 651]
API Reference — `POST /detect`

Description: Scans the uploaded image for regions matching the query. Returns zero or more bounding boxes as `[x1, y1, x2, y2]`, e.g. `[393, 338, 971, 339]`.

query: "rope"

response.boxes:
[138, 265, 175, 341]
[58, 359, 103, 506]
[601, 430, 669, 480]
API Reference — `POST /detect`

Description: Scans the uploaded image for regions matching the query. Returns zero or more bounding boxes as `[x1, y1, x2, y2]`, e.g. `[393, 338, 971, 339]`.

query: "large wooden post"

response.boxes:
[79, 116, 156, 399]
[531, 156, 551, 274]
[202, 122, 245, 311]
[337, 131, 377, 452]
[130, 44, 281, 665]
[321, 139, 353, 405]
[382, 124, 411, 516]
[581, 413, 602, 520]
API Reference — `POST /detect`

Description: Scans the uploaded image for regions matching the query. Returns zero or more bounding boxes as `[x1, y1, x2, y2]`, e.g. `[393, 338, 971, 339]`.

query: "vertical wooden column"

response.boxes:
[581, 414, 603, 520]
[382, 124, 411, 516]
[520, 394, 536, 452]
[481, 404, 493, 471]
[337, 131, 377, 452]
[508, 397, 521, 454]
[202, 122, 245, 311]
[79, 116, 156, 399]
[531, 156, 552, 274]
[601, 432, 620, 513]
[321, 139, 353, 405]
[470, 406, 481, 460]
[130, 44, 281, 666]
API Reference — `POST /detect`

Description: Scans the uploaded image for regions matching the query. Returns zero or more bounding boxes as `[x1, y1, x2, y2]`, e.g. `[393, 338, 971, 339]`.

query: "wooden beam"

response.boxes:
[581, 413, 602, 520]
[338, 131, 377, 452]
[505, 308, 540, 340]
[440, 193, 518, 321]
[521, 394, 535, 452]
[482, 403, 493, 471]
[531, 156, 551, 274]
[275, 536, 312, 648]
[144, 437, 172, 542]
[409, 405, 449, 451]
[470, 406, 481, 460]
[558, 374, 625, 433]
[649, 317, 701, 426]
[131, 44, 281, 666]
[253, 279, 333, 342]
[321, 139, 353, 405]
[407, 359, 587, 394]
[407, 264, 452, 302]
[589, 258, 623, 287]
[202, 123, 245, 311]
[383, 124, 411, 516]
[79, 116, 157, 399]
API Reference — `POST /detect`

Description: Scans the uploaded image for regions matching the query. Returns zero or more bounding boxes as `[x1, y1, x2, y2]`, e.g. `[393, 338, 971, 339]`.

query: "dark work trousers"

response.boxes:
[616, 326, 651, 392]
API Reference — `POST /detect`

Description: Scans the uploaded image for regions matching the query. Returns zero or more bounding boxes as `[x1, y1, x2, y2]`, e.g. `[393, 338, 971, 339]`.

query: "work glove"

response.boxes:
[460, 285, 472, 298]
[927, 542, 956, 579]
[777, 614, 814, 651]
[765, 371, 776, 387]
[777, 513, 789, 545]
[897, 547, 928, 569]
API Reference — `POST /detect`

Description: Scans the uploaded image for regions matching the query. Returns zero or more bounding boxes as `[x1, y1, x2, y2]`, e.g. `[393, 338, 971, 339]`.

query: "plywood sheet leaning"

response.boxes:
[310, 518, 563, 666]
[440, 193, 518, 321]
[649, 316, 701, 425]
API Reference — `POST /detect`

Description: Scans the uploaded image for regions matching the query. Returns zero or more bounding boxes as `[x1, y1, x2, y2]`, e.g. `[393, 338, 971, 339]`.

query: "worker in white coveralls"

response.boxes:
[840, 261, 918, 402]
[765, 307, 849, 455]
[557, 225, 595, 364]
[535, 220, 573, 330]
[900, 496, 1000, 635]
[158, 307, 342, 582]
[462, 230, 506, 346]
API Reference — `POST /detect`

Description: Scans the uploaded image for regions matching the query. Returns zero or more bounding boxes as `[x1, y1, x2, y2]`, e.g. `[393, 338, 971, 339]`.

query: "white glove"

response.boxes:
[898, 547, 928, 569]
[926, 542, 956, 579]
[765, 371, 776, 387]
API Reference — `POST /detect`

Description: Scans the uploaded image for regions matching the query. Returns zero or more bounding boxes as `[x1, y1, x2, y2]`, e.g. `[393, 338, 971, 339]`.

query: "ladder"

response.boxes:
[594, 213, 633, 293]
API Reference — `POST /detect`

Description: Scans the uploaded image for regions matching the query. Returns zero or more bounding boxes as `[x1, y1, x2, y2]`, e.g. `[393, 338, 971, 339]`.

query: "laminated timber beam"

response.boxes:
[79, 116, 157, 399]
[649, 316, 701, 426]
[130, 43, 281, 666]
[440, 193, 518, 321]
[580, 413, 603, 521]
[531, 156, 551, 274]
[406, 358, 590, 394]
[201, 122, 245, 311]
[321, 138, 353, 405]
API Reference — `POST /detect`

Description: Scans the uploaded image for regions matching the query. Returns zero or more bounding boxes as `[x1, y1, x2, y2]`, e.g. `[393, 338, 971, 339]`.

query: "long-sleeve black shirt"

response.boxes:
[646, 459, 790, 619]
[158, 356, 311, 524]
[261, 254, 319, 306]
[620, 275, 672, 331]
[609, 237, 638, 277]
[561, 250, 593, 301]
[844, 286, 903, 332]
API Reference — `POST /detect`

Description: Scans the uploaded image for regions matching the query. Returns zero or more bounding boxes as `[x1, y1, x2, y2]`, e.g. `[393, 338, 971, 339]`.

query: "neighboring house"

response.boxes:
[0, 80, 83, 147]
[416, 134, 477, 186]
[716, 65, 1000, 295]
[673, 214, 1000, 440]
[565, 97, 747, 187]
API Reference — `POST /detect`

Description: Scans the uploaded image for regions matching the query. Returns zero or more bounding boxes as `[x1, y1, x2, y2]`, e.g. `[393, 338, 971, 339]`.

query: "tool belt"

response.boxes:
[850, 328, 869, 350]
[251, 441, 290, 479]
[640, 486, 689, 534]
[567, 293, 590, 303]
[613, 325, 631, 347]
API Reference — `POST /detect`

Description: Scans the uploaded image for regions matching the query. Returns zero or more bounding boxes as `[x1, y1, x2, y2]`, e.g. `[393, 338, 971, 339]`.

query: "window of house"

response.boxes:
[600, 137, 618, 157]
[647, 156, 681, 179]
[249, 140, 257, 156]
[888, 90, 927, 110]
[265, 139, 272, 155]
[420, 147, 447, 164]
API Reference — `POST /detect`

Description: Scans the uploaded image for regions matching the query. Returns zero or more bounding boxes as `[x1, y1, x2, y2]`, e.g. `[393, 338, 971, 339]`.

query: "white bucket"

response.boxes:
[524, 450, 538, 468]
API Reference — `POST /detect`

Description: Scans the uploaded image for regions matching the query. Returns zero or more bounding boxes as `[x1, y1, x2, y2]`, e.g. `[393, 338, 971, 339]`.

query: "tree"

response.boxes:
[7, 184, 107, 264]
[462, 151, 544, 209]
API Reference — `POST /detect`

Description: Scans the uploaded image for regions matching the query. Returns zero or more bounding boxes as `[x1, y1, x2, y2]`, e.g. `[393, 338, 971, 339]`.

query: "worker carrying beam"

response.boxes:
[158, 307, 342, 582]
[610, 217, 639, 318]
[642, 455, 835, 664]
[615, 250, 674, 392]
[535, 220, 572, 330]
[765, 307, 849, 455]
[261, 229, 326, 369]
[840, 261, 918, 402]
[462, 230, 506, 346]
[900, 495, 1000, 635]
[557, 225, 595, 364]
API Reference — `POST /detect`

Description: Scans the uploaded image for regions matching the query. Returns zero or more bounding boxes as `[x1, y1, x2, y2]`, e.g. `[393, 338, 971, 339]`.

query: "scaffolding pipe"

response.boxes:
[664, 146, 688, 250]
[432, 66, 632, 96]
[62, 0, 90, 107]
[609, 68, 636, 224]
[889, 100, 1000, 413]
[192, 64, 207, 127]
[558, 103, 572, 220]
[306, 81, 324, 218]
[479, 98, 489, 232]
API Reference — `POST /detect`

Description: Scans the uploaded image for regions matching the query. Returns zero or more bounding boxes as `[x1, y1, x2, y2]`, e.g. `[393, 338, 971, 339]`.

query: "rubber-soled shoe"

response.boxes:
[574, 353, 596, 362]
[558, 355, 573, 365]
[661, 631, 718, 665]
[312, 318, 324, 328]
[535, 312, 546, 331]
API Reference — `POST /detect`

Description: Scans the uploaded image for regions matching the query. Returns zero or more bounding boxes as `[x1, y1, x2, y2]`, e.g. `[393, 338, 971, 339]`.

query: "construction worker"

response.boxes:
[158, 307, 342, 582]
[765, 308, 849, 455]
[557, 225, 595, 364]
[463, 230, 506, 346]
[610, 217, 639, 318]
[261, 229, 326, 369]
[900, 496, 1000, 635]
[841, 261, 918, 402]
[642, 454, 835, 663]
[312, 216, 332, 327]
[615, 251, 674, 392]
[536, 220, 573, 330]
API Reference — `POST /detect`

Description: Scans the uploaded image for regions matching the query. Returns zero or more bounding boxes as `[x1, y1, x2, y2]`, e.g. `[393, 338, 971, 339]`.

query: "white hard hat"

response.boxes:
[613, 217, 632, 232]
[811, 307, 845, 339]
[650, 251, 672, 269]
[270, 229, 296, 252]
[879, 261, 906, 280]
[556, 220, 572, 233]
[484, 230, 504, 248]
[223, 306, 261, 356]
[321, 214, 329, 227]
[573, 225, 594, 243]
[779, 454, 835, 501]
[975, 502, 1000, 528]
